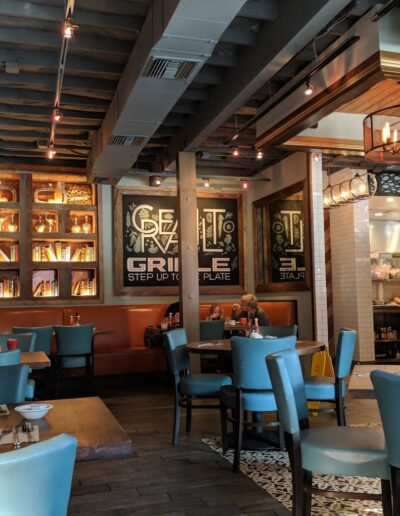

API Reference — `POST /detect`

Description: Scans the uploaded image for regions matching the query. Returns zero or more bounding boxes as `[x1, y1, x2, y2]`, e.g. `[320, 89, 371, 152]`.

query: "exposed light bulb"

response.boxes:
[387, 197, 395, 203]
[232, 147, 240, 157]
[53, 109, 63, 122]
[64, 19, 77, 39]
[313, 154, 319, 162]
[47, 144, 56, 159]
[203, 179, 210, 188]
[305, 79, 314, 96]
[256, 150, 263, 160]
[242, 180, 249, 189]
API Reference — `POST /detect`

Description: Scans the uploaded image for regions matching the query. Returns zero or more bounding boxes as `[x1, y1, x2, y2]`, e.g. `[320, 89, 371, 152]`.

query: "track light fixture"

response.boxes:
[48, 144, 56, 159]
[63, 19, 77, 39]
[231, 147, 240, 157]
[242, 180, 249, 189]
[256, 150, 263, 160]
[53, 108, 63, 122]
[203, 178, 210, 188]
[149, 176, 162, 187]
[305, 78, 314, 96]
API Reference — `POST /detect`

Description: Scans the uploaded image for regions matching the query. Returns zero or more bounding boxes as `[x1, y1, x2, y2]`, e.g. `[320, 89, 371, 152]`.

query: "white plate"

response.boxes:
[15, 403, 53, 420]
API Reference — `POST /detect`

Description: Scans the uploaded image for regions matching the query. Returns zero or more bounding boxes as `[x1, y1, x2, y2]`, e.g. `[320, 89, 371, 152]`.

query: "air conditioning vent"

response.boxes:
[109, 135, 146, 146]
[143, 57, 197, 80]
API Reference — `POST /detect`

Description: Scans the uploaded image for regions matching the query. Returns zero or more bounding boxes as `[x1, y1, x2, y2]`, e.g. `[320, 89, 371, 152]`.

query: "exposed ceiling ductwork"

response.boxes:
[87, 0, 247, 183]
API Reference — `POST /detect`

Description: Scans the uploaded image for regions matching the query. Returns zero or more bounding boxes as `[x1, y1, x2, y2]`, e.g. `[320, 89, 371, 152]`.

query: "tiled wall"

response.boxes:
[328, 169, 375, 361]
[309, 154, 329, 345]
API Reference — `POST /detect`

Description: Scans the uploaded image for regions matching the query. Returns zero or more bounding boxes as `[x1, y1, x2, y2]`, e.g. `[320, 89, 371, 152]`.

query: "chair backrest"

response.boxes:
[371, 370, 400, 468]
[163, 328, 190, 375]
[0, 433, 77, 516]
[54, 324, 94, 357]
[266, 348, 309, 434]
[335, 328, 357, 378]
[231, 335, 296, 390]
[199, 320, 225, 340]
[13, 326, 53, 355]
[259, 325, 298, 338]
[0, 364, 29, 403]
[0, 349, 21, 365]
[0, 333, 36, 352]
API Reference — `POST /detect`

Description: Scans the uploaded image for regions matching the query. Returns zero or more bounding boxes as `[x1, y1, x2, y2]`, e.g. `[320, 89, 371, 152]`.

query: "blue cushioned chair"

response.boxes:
[259, 325, 298, 338]
[0, 363, 30, 403]
[0, 332, 36, 352]
[0, 433, 77, 516]
[371, 370, 400, 515]
[199, 320, 225, 340]
[13, 326, 53, 356]
[54, 324, 94, 396]
[304, 328, 356, 426]
[0, 348, 35, 401]
[220, 335, 296, 472]
[266, 349, 391, 516]
[164, 328, 232, 446]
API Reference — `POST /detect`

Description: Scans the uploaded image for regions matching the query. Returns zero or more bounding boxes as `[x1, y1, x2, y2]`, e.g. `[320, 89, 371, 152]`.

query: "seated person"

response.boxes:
[208, 303, 223, 320]
[164, 302, 180, 317]
[231, 294, 270, 326]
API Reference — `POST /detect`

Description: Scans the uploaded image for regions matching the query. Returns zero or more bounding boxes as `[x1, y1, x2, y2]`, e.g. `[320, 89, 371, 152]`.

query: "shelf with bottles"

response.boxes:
[32, 180, 95, 206]
[0, 270, 20, 299]
[0, 178, 19, 204]
[67, 211, 96, 235]
[71, 269, 97, 297]
[32, 240, 96, 263]
[0, 240, 19, 263]
[32, 269, 58, 298]
[32, 210, 59, 234]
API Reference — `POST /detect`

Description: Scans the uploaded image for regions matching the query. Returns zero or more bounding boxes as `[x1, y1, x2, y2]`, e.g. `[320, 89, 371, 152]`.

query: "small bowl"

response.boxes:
[15, 403, 53, 420]
[228, 320, 237, 327]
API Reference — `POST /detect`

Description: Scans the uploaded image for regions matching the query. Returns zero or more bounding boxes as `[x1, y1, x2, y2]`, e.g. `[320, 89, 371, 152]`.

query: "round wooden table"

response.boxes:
[187, 338, 325, 356]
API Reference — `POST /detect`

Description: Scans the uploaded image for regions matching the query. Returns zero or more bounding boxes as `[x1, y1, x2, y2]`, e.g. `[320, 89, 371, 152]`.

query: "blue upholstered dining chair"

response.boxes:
[266, 349, 391, 516]
[371, 370, 400, 515]
[164, 328, 232, 446]
[0, 332, 36, 352]
[199, 320, 225, 340]
[0, 363, 30, 403]
[0, 433, 77, 516]
[220, 335, 296, 472]
[13, 326, 53, 356]
[0, 348, 35, 401]
[54, 324, 94, 396]
[259, 325, 298, 338]
[304, 328, 356, 426]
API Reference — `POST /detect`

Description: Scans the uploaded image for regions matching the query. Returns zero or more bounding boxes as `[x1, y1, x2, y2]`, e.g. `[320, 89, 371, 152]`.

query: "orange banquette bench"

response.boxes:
[0, 300, 296, 376]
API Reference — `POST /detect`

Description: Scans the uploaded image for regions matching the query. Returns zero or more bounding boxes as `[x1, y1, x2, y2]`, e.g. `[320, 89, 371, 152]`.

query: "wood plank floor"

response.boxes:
[68, 374, 380, 515]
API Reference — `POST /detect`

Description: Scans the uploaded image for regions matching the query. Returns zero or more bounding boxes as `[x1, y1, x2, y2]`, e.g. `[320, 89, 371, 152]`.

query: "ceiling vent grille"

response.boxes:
[109, 135, 146, 146]
[143, 57, 197, 80]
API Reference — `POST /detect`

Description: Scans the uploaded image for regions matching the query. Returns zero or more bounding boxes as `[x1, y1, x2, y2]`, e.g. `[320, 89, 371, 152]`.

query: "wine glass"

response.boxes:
[45, 213, 55, 233]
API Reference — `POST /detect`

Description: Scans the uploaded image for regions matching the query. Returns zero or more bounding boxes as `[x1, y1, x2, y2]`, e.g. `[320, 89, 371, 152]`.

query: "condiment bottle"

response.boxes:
[168, 312, 173, 327]
[254, 317, 259, 333]
[75, 313, 81, 325]
[69, 314, 75, 326]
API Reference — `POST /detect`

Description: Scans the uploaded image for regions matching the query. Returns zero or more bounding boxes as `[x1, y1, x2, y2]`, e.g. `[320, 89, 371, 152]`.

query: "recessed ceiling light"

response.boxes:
[387, 197, 395, 203]
[375, 212, 384, 216]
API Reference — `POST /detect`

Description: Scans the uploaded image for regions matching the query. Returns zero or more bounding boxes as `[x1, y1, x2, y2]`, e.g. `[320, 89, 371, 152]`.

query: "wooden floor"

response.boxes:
[68, 374, 380, 515]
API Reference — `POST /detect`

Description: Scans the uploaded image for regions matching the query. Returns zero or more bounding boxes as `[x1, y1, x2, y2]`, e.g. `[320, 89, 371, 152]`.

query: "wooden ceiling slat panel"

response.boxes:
[339, 79, 400, 114]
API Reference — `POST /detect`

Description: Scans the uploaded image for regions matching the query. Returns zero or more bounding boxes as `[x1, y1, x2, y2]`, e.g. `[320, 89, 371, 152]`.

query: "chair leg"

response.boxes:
[277, 412, 285, 451]
[302, 470, 312, 516]
[285, 433, 305, 516]
[220, 400, 229, 454]
[381, 478, 392, 516]
[172, 393, 180, 446]
[391, 466, 400, 516]
[186, 396, 192, 434]
[335, 378, 346, 426]
[233, 388, 243, 473]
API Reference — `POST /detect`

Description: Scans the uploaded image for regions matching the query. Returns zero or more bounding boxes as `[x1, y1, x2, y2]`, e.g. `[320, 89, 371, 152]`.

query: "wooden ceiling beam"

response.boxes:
[0, 103, 103, 120]
[0, 131, 89, 146]
[0, 118, 92, 135]
[27, 0, 149, 18]
[0, 48, 124, 79]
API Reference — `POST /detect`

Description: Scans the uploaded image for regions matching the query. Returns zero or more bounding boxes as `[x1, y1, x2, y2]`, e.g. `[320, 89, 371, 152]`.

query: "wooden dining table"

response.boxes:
[20, 351, 51, 369]
[187, 338, 325, 356]
[0, 397, 132, 461]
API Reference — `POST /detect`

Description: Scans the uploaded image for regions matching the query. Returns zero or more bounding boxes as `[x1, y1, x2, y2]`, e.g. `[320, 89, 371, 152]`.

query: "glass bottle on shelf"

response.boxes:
[35, 215, 45, 233]
[82, 215, 92, 234]
[0, 215, 5, 231]
[45, 213, 55, 232]
[54, 181, 67, 204]
[71, 217, 81, 233]
[7, 213, 18, 232]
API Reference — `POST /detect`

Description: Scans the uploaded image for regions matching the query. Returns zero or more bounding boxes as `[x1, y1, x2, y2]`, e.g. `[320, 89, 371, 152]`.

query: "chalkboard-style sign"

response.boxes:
[114, 189, 244, 295]
[253, 180, 310, 292]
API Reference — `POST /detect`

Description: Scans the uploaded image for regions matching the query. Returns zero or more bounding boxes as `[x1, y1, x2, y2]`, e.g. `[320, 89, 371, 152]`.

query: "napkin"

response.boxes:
[0, 405, 9, 416]
[0, 425, 40, 445]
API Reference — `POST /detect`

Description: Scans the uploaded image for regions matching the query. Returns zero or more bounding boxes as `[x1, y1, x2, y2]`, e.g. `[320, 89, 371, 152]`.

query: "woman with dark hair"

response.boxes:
[208, 303, 223, 320]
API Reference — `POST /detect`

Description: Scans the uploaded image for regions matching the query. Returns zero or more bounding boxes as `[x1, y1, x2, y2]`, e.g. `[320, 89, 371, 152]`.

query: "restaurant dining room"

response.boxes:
[0, 0, 400, 515]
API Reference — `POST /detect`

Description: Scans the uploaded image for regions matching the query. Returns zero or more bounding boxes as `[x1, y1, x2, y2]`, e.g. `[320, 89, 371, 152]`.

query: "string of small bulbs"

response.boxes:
[47, 1, 77, 160]
[230, 147, 263, 160]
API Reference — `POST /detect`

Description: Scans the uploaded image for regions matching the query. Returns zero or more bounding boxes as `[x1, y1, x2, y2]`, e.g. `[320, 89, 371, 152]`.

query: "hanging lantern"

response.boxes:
[363, 106, 400, 164]
[323, 171, 377, 209]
